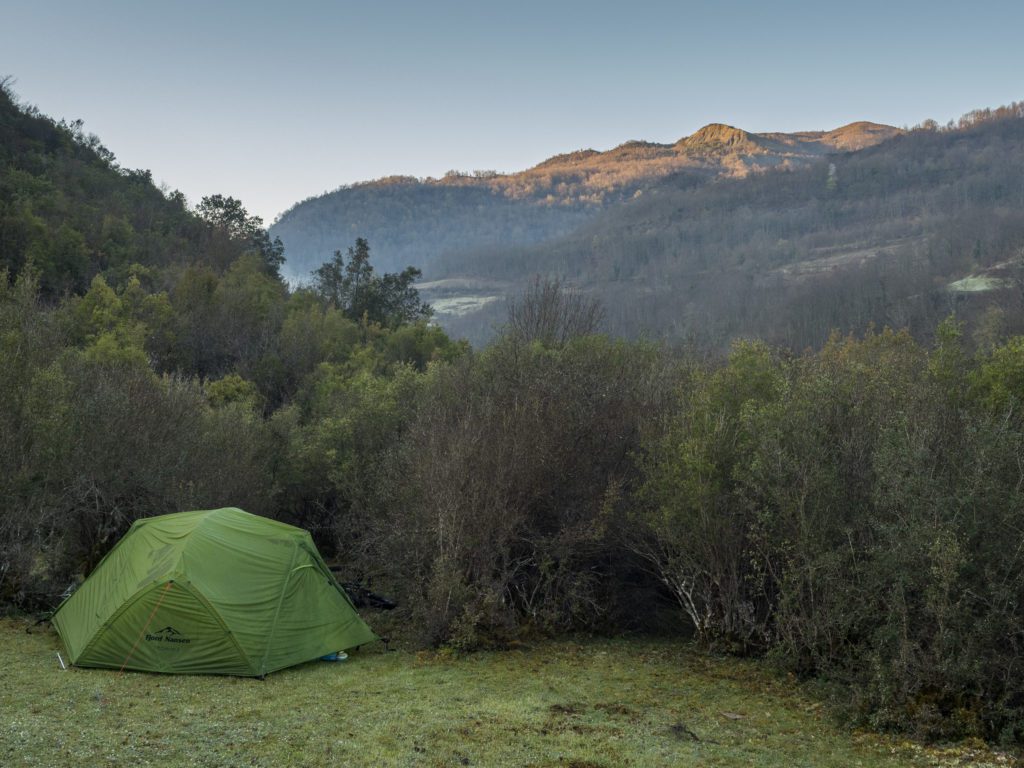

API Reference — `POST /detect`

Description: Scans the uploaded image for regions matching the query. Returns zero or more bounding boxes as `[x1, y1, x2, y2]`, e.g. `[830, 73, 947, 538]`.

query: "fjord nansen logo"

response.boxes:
[145, 626, 192, 644]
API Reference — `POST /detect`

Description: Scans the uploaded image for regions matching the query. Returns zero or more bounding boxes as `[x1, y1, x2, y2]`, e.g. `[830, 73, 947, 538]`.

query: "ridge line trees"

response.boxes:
[196, 194, 285, 277]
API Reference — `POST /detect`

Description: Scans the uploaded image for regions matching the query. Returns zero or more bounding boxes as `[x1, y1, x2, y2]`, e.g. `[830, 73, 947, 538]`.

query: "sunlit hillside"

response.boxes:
[270, 121, 901, 280]
[432, 104, 1024, 348]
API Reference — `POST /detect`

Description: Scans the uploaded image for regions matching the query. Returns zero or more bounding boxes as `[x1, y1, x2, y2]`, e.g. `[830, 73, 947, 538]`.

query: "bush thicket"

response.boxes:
[637, 323, 1024, 743]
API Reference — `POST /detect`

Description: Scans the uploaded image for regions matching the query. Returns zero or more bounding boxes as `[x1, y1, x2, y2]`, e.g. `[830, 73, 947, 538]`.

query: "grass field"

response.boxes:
[0, 618, 1017, 768]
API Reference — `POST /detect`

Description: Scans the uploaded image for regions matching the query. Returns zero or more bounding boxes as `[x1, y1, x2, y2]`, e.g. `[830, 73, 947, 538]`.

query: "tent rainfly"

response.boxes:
[52, 507, 377, 676]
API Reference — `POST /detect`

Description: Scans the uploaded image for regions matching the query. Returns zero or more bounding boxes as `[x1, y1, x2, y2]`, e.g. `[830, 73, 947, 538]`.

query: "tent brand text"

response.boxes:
[146, 626, 192, 644]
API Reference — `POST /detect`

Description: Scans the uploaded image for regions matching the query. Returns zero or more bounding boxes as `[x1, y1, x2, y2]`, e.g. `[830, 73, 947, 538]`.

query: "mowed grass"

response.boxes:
[0, 618, 1016, 768]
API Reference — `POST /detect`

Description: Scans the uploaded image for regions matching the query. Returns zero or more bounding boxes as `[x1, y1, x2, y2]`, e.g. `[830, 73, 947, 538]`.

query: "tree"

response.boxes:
[506, 276, 604, 346]
[196, 195, 285, 277]
[312, 238, 432, 327]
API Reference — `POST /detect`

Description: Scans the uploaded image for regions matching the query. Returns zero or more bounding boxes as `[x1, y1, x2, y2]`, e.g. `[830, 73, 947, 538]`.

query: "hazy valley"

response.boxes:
[270, 120, 900, 276]
[272, 112, 1024, 349]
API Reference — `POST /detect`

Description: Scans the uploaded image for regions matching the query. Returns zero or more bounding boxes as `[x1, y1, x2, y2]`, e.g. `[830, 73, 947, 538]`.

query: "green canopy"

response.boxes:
[52, 507, 377, 676]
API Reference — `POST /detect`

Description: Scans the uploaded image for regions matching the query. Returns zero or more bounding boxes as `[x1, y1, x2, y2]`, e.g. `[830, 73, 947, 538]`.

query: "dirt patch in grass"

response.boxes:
[593, 702, 637, 717]
[548, 702, 585, 716]
[668, 720, 703, 741]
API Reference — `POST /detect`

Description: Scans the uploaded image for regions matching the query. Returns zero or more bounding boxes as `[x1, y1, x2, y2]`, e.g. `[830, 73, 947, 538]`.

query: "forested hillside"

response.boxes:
[436, 104, 1024, 348]
[3, 83, 1024, 746]
[0, 79, 462, 603]
[271, 178, 597, 280]
[269, 121, 899, 281]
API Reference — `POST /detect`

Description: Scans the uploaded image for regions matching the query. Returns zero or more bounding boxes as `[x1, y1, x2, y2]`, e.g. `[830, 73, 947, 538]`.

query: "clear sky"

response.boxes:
[4, 0, 1022, 223]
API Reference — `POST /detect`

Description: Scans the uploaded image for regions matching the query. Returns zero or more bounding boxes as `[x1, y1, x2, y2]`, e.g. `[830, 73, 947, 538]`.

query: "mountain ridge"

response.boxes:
[271, 119, 902, 280]
[431, 109, 1024, 349]
[299, 120, 903, 194]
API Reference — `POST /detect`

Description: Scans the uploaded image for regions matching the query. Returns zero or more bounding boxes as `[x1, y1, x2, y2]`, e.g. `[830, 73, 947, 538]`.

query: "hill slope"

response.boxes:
[270, 121, 901, 280]
[0, 81, 278, 296]
[429, 107, 1024, 348]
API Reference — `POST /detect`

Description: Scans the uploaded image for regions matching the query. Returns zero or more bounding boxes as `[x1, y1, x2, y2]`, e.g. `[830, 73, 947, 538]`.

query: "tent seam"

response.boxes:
[257, 538, 302, 677]
[51, 519, 146, 622]
[77, 580, 162, 664]
[177, 581, 253, 675]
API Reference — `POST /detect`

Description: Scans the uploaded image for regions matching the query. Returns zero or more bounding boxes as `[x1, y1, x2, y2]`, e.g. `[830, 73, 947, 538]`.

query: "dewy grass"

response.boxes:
[0, 618, 1016, 767]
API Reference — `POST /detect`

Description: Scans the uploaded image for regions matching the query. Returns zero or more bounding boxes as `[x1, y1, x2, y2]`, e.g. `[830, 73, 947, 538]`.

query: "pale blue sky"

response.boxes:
[4, 0, 1022, 222]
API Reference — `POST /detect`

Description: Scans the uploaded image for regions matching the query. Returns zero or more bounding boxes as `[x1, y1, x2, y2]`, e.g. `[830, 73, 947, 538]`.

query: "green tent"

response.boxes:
[52, 507, 377, 676]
